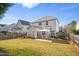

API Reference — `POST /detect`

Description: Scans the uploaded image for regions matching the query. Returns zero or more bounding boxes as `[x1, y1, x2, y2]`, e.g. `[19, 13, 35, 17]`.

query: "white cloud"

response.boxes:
[0, 14, 19, 25]
[20, 3, 39, 9]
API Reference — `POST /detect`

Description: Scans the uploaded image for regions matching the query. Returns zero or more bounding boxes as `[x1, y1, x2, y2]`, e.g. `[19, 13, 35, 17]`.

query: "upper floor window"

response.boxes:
[39, 22, 41, 25]
[46, 21, 48, 25]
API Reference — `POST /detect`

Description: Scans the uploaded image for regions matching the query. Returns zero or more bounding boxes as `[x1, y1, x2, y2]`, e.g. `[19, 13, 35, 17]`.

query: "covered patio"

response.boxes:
[37, 29, 51, 39]
[27, 25, 56, 39]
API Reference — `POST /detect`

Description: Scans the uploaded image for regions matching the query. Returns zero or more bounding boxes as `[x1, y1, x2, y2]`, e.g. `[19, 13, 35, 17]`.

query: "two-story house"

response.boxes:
[27, 16, 59, 38]
[10, 20, 30, 33]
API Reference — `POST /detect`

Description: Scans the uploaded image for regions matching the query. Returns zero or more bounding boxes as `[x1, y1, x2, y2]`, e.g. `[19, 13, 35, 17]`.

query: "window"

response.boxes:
[46, 21, 48, 25]
[39, 22, 41, 25]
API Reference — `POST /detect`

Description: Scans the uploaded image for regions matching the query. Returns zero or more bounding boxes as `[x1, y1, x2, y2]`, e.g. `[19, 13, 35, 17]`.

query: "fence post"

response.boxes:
[72, 34, 74, 45]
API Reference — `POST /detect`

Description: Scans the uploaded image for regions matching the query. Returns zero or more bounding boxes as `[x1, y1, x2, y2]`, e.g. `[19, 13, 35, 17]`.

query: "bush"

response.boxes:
[0, 31, 18, 35]
[73, 29, 79, 35]
[0, 31, 8, 34]
[56, 32, 69, 40]
[56, 32, 64, 39]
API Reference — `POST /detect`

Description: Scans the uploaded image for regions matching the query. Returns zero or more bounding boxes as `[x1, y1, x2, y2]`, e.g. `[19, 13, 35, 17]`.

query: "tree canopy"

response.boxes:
[68, 20, 76, 26]
[0, 3, 13, 19]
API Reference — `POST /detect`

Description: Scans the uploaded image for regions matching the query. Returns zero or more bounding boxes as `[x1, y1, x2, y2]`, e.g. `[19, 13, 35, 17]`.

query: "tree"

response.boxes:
[68, 20, 76, 26]
[70, 20, 76, 26]
[67, 20, 77, 33]
[0, 3, 13, 19]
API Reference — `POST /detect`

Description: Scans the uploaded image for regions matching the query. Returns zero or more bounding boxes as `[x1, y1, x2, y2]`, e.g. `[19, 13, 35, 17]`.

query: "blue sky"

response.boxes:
[0, 3, 79, 26]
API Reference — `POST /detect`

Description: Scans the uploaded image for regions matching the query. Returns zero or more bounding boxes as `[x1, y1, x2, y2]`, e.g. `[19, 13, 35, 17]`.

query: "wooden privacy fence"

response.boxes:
[0, 33, 27, 40]
[70, 34, 79, 48]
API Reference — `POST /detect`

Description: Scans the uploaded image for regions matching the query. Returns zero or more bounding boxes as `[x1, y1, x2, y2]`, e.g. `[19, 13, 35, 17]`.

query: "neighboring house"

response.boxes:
[16, 20, 30, 33]
[0, 20, 30, 34]
[27, 16, 59, 38]
[0, 24, 8, 32]
[8, 23, 18, 33]
[0, 24, 6, 27]
[10, 20, 30, 33]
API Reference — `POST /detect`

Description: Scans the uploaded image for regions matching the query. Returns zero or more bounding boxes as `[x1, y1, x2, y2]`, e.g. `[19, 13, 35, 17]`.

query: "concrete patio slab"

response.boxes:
[35, 39, 52, 42]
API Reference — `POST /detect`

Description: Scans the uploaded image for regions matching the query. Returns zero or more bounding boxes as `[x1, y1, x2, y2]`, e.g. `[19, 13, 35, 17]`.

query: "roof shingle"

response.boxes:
[18, 20, 30, 25]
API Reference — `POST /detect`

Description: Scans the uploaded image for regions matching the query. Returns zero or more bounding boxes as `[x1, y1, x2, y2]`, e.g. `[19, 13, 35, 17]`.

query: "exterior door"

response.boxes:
[37, 32, 42, 38]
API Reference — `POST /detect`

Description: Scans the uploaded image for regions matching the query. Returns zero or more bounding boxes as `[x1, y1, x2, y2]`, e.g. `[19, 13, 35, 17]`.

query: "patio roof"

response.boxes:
[38, 29, 50, 32]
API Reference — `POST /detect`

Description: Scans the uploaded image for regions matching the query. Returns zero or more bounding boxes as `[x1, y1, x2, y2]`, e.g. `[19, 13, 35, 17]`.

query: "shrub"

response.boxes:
[56, 32, 69, 40]
[0, 31, 18, 35]
[73, 29, 79, 35]
[56, 32, 64, 39]
[0, 31, 8, 34]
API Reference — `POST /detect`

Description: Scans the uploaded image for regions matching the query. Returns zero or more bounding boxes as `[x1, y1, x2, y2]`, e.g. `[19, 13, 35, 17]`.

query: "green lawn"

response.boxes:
[0, 38, 79, 56]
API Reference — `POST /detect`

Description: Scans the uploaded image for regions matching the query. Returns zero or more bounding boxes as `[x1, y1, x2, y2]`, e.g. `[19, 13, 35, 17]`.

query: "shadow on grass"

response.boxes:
[0, 47, 9, 56]
[10, 48, 44, 56]
[0, 47, 44, 56]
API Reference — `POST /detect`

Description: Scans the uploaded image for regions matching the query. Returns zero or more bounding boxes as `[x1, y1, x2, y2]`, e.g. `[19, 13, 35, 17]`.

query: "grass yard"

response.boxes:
[0, 38, 79, 56]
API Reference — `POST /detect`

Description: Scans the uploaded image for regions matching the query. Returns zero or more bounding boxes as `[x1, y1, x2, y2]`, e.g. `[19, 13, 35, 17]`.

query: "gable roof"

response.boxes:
[18, 20, 30, 25]
[31, 16, 59, 23]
